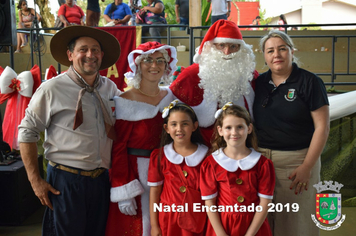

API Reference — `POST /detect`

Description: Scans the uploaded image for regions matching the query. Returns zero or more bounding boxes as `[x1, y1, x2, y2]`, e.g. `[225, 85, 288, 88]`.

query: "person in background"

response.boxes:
[207, 0, 231, 25]
[58, 0, 85, 27]
[128, 0, 142, 26]
[15, 0, 41, 53]
[103, 0, 132, 26]
[148, 100, 208, 236]
[139, 0, 167, 43]
[175, 0, 189, 30]
[105, 41, 177, 236]
[86, 0, 105, 26]
[18, 25, 121, 236]
[256, 15, 261, 25]
[170, 20, 258, 146]
[201, 103, 275, 236]
[253, 30, 330, 236]
[249, 19, 258, 31]
[278, 14, 287, 31]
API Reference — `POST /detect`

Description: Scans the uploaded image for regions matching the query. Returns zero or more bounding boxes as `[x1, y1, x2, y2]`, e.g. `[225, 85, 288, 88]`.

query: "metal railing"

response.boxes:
[10, 23, 356, 87]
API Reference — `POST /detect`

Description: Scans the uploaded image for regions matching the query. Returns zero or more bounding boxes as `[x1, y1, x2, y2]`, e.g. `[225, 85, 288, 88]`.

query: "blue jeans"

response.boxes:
[211, 14, 228, 24]
[142, 22, 166, 43]
[179, 17, 189, 30]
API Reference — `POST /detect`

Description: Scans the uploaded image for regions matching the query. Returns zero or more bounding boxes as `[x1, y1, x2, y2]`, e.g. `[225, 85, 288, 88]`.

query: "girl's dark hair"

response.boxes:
[17, 0, 26, 10]
[159, 103, 205, 147]
[211, 105, 258, 152]
[157, 103, 205, 177]
[108, 1, 118, 17]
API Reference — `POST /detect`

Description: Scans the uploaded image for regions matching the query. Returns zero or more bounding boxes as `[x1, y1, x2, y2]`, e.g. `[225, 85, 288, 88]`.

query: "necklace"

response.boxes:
[138, 87, 161, 97]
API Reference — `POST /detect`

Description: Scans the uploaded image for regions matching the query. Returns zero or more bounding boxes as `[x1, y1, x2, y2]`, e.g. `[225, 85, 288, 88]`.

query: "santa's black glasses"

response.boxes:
[262, 87, 277, 107]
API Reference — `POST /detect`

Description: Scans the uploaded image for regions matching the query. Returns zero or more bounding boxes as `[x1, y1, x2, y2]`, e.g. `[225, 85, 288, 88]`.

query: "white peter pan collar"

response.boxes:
[113, 87, 174, 121]
[212, 148, 261, 172]
[164, 143, 208, 167]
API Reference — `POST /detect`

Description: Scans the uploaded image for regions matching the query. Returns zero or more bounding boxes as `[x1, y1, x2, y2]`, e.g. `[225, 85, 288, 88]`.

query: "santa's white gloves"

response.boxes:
[118, 198, 137, 215]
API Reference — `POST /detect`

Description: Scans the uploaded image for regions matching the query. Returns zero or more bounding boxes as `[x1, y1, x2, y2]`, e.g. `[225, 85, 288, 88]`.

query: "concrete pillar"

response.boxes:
[190, 0, 201, 26]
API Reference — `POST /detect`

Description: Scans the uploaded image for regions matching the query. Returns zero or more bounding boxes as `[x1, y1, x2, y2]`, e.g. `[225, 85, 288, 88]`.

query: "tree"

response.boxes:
[35, 0, 55, 30]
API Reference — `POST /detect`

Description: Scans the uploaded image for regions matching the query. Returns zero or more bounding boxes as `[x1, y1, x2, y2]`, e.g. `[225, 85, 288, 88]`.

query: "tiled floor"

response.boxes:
[0, 206, 355, 235]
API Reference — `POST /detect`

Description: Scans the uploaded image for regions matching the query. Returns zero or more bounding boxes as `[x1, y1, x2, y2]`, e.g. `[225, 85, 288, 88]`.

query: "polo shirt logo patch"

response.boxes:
[285, 89, 297, 101]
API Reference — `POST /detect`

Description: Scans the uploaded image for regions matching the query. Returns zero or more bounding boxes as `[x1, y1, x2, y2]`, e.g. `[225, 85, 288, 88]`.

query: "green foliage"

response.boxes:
[201, 0, 211, 26]
[301, 23, 322, 31]
[259, 8, 271, 25]
[161, 0, 177, 24]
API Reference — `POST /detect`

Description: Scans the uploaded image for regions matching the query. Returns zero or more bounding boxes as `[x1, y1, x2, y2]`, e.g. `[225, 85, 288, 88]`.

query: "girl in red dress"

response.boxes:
[200, 103, 275, 236]
[148, 100, 209, 236]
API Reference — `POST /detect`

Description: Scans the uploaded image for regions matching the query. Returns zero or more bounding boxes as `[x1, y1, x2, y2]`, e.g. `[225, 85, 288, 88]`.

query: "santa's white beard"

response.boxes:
[198, 44, 256, 107]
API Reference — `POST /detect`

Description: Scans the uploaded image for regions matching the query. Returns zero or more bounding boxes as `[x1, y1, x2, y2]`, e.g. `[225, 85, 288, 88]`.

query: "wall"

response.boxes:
[229, 2, 260, 27]
[322, 2, 356, 29]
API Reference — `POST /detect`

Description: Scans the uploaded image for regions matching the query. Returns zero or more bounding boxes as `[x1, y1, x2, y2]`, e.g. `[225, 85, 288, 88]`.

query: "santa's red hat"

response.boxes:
[125, 41, 177, 80]
[194, 20, 245, 63]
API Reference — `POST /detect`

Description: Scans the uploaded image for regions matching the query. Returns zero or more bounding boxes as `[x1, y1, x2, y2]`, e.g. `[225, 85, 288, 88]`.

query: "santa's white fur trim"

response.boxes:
[212, 38, 245, 45]
[137, 158, 151, 236]
[113, 87, 175, 121]
[110, 179, 144, 202]
[126, 45, 178, 80]
[193, 54, 201, 64]
[194, 40, 251, 64]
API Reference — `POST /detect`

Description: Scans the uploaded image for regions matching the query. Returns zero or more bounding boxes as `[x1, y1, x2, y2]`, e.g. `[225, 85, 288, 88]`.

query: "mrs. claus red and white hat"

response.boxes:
[124, 41, 178, 80]
[194, 20, 245, 63]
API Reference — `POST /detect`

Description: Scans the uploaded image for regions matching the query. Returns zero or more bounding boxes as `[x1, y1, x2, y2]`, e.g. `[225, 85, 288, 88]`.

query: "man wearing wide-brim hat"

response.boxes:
[18, 25, 121, 236]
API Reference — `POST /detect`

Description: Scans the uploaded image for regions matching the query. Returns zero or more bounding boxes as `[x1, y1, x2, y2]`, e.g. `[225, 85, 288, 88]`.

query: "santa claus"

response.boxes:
[170, 19, 258, 145]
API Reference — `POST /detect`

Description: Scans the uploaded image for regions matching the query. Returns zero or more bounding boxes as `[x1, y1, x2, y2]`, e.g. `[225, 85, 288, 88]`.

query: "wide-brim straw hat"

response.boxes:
[50, 25, 121, 70]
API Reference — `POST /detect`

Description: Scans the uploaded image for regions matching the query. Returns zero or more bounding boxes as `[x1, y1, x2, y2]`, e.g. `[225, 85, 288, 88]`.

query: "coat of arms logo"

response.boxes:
[311, 181, 346, 230]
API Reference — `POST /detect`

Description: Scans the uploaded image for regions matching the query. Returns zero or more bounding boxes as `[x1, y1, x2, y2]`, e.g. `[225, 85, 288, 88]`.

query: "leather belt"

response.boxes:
[127, 148, 152, 157]
[49, 161, 106, 178]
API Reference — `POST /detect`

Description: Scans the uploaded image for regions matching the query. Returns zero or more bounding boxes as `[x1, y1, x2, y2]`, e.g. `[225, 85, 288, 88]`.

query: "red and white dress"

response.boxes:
[169, 64, 258, 145]
[148, 143, 209, 236]
[106, 87, 175, 236]
[200, 148, 275, 236]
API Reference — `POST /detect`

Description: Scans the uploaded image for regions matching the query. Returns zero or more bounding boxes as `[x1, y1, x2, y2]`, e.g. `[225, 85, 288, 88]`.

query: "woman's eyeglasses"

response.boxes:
[262, 87, 277, 107]
[142, 58, 167, 66]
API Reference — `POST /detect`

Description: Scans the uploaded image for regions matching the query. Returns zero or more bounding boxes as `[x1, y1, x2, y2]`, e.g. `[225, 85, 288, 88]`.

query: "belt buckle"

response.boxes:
[90, 169, 102, 178]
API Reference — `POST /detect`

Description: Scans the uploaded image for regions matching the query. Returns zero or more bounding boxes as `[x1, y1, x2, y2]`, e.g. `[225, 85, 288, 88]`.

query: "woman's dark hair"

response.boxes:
[17, 0, 27, 10]
[280, 14, 287, 24]
[108, 1, 118, 17]
[211, 105, 258, 152]
[159, 103, 205, 147]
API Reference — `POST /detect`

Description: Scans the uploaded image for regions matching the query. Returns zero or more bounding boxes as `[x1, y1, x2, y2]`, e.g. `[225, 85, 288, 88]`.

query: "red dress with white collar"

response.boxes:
[200, 148, 275, 236]
[148, 143, 209, 236]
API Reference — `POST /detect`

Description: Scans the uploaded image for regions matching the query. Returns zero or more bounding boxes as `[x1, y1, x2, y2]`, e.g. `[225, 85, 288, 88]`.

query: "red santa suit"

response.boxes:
[147, 143, 209, 236]
[170, 64, 258, 145]
[169, 20, 258, 145]
[200, 148, 275, 236]
[106, 88, 175, 236]
[106, 42, 178, 236]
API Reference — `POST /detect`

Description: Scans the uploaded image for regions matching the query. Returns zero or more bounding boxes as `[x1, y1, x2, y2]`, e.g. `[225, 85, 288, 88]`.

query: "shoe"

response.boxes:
[20, 42, 27, 48]
[15, 50, 21, 53]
